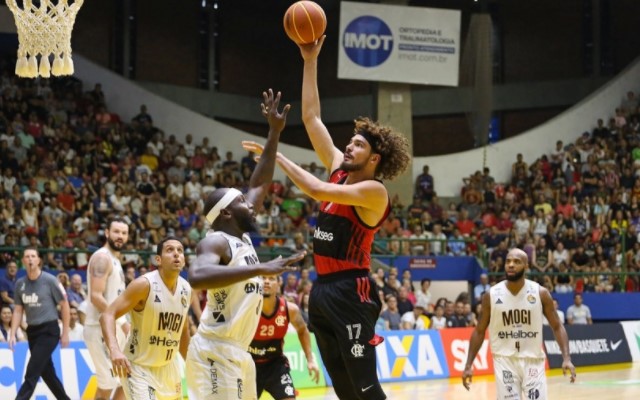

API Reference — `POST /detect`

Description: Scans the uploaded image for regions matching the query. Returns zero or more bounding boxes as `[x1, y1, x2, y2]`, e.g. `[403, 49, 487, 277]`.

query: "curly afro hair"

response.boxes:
[354, 117, 410, 180]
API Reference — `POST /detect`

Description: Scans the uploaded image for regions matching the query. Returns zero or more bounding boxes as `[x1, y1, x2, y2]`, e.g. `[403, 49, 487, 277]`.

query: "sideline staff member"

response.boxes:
[10, 246, 71, 400]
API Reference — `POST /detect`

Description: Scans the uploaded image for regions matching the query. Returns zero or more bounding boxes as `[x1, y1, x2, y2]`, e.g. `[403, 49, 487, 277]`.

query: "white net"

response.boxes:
[7, 0, 85, 78]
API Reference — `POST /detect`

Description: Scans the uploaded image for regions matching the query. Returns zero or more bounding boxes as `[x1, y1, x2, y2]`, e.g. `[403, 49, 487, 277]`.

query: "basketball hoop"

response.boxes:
[7, 0, 84, 78]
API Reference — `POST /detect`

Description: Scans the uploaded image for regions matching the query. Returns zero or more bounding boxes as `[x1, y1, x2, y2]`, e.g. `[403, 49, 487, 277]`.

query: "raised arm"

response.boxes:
[288, 301, 320, 383]
[541, 287, 576, 382]
[245, 89, 290, 208]
[462, 292, 491, 390]
[298, 36, 343, 172]
[188, 235, 305, 290]
[100, 277, 150, 378]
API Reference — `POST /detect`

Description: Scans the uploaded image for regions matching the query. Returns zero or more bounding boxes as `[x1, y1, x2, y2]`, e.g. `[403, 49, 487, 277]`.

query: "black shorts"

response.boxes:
[255, 357, 295, 400]
[309, 269, 384, 398]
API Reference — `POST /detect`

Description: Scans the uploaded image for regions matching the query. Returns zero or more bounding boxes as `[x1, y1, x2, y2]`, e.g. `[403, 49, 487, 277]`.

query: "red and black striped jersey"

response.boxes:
[248, 296, 289, 363]
[313, 169, 389, 276]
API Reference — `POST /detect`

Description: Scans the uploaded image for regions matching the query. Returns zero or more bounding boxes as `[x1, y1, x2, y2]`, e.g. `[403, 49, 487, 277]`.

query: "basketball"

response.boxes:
[283, 1, 327, 45]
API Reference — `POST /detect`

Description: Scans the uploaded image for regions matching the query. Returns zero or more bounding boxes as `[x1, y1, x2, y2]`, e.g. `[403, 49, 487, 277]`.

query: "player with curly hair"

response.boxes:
[242, 35, 410, 400]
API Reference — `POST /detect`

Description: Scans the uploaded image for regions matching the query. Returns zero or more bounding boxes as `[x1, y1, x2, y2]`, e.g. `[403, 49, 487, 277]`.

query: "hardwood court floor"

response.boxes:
[282, 363, 640, 400]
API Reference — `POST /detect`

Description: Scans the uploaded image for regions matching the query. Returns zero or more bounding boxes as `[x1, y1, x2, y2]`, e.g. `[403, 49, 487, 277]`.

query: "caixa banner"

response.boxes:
[0, 342, 96, 399]
[543, 323, 632, 368]
[338, 1, 461, 86]
[374, 330, 449, 382]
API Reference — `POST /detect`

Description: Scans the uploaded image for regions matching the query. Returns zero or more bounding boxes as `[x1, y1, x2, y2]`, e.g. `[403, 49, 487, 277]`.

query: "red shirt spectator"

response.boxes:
[555, 197, 574, 219]
[456, 210, 475, 236]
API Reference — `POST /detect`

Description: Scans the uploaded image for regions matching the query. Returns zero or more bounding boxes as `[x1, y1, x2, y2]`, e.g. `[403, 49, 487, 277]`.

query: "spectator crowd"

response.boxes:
[0, 57, 636, 339]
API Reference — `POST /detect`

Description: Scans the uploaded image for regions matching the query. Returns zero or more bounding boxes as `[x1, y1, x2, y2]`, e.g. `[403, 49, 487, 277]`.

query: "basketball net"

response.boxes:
[7, 0, 84, 78]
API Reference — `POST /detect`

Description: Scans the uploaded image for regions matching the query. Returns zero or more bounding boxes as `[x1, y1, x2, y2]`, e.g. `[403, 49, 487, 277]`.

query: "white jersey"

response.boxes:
[489, 279, 545, 359]
[197, 231, 263, 348]
[126, 270, 191, 367]
[85, 247, 125, 326]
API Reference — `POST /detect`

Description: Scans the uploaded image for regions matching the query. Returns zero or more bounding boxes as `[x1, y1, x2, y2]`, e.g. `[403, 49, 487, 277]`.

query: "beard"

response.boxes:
[107, 237, 125, 251]
[238, 214, 258, 233]
[339, 158, 367, 173]
[505, 269, 525, 282]
[263, 292, 273, 298]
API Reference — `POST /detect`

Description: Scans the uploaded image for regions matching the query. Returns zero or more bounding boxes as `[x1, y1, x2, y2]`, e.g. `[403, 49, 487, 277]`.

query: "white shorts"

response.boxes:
[121, 357, 183, 400]
[84, 324, 127, 390]
[493, 356, 547, 400]
[185, 333, 257, 400]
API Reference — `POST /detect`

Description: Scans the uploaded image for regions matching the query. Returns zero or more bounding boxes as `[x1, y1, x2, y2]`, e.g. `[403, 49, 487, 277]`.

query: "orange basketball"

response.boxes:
[283, 1, 327, 45]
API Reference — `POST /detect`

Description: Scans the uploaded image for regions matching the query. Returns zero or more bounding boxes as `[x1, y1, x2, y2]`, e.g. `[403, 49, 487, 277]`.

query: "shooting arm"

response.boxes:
[300, 38, 342, 171]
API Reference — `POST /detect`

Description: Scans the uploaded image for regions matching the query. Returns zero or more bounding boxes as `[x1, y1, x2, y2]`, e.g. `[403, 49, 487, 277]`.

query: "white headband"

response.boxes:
[205, 188, 243, 224]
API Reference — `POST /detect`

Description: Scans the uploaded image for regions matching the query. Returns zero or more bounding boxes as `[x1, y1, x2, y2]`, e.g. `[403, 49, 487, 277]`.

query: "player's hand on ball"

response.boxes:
[298, 35, 326, 61]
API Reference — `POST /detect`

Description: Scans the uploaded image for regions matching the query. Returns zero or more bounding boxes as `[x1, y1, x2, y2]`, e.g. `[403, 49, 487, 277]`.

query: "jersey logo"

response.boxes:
[275, 315, 287, 327]
[351, 343, 365, 358]
[235, 242, 243, 248]
[495, 298, 503, 304]
[181, 295, 188, 308]
[244, 282, 258, 293]
[155, 295, 161, 303]
[527, 294, 536, 304]
[212, 311, 226, 323]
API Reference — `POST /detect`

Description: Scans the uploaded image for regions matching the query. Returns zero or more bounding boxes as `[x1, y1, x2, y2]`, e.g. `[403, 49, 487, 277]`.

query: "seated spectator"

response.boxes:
[473, 273, 491, 304]
[464, 303, 477, 327]
[0, 305, 26, 342]
[67, 273, 86, 308]
[282, 273, 299, 304]
[542, 298, 566, 325]
[566, 293, 593, 325]
[66, 305, 84, 341]
[380, 296, 402, 330]
[0, 261, 18, 306]
[448, 228, 467, 256]
[396, 286, 414, 316]
[554, 261, 574, 293]
[401, 304, 429, 330]
[446, 301, 469, 328]
[429, 305, 447, 330]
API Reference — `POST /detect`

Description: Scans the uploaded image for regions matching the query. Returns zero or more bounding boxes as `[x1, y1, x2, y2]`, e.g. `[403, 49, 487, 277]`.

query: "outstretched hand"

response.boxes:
[262, 89, 290, 134]
[261, 251, 306, 276]
[298, 35, 326, 61]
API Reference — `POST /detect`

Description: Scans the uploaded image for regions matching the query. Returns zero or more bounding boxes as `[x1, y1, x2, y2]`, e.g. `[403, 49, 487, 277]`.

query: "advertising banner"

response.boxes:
[438, 327, 494, 377]
[338, 1, 461, 86]
[543, 323, 632, 368]
[620, 320, 640, 362]
[0, 342, 96, 400]
[375, 330, 449, 382]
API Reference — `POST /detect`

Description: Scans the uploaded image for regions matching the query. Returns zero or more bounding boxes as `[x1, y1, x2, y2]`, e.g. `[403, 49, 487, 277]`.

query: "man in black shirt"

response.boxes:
[447, 301, 469, 328]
